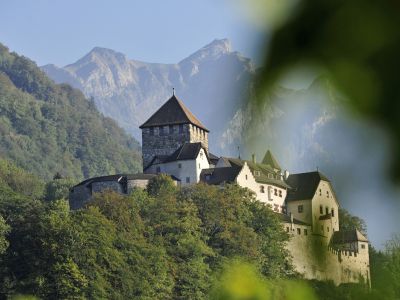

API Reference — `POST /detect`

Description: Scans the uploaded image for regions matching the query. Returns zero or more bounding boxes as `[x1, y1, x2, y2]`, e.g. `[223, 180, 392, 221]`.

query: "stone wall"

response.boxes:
[141, 123, 209, 169]
[69, 185, 92, 210]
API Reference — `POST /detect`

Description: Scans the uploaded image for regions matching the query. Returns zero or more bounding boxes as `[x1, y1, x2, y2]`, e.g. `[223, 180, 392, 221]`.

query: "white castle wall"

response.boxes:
[284, 222, 370, 286]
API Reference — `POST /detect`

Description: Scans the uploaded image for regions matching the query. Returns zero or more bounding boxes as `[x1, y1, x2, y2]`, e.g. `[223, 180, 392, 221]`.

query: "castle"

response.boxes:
[69, 93, 370, 286]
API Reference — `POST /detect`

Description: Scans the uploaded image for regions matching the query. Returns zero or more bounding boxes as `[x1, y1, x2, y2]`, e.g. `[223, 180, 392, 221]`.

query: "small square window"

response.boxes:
[298, 205, 303, 213]
[361, 244, 366, 249]
[186, 177, 190, 183]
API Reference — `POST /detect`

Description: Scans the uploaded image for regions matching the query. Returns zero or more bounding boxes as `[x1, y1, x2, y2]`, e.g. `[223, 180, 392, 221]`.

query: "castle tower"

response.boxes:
[139, 93, 209, 170]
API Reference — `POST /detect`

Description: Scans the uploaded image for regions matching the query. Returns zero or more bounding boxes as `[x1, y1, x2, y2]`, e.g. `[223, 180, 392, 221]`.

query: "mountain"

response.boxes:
[41, 39, 254, 152]
[0, 43, 142, 180]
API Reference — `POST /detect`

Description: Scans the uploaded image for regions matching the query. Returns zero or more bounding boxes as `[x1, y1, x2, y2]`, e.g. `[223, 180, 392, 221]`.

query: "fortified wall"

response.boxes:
[285, 223, 370, 286]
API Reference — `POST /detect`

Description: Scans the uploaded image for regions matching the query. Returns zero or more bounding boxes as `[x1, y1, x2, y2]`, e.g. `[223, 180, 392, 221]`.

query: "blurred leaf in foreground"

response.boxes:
[210, 260, 317, 300]
[255, 0, 400, 181]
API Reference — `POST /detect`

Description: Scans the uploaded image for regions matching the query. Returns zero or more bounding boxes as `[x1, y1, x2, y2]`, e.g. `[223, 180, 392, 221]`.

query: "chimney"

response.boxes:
[284, 170, 290, 180]
[251, 154, 256, 164]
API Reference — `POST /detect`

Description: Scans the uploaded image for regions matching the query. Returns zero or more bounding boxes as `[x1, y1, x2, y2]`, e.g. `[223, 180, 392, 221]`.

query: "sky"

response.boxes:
[0, 0, 265, 66]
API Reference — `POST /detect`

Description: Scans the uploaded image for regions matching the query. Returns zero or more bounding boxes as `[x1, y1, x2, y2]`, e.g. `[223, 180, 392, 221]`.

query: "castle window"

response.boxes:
[298, 205, 303, 213]
[331, 208, 335, 217]
[304, 229, 308, 236]
[326, 191, 329, 198]
[320, 205, 323, 214]
[159, 126, 164, 136]
[319, 188, 322, 196]
[274, 188, 277, 196]
[361, 244, 366, 249]
[297, 228, 301, 235]
[279, 190, 282, 197]
[150, 127, 154, 136]
[325, 207, 329, 215]
[245, 175, 248, 180]
[178, 163, 182, 168]
[179, 124, 183, 133]
[169, 125, 174, 134]
[186, 177, 190, 183]
[260, 185, 265, 193]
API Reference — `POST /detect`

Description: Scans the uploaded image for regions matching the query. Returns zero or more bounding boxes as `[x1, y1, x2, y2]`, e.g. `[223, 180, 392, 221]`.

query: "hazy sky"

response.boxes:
[0, 0, 264, 66]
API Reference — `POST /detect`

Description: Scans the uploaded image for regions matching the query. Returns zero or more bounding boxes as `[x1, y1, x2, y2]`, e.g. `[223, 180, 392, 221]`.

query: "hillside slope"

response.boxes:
[0, 43, 141, 180]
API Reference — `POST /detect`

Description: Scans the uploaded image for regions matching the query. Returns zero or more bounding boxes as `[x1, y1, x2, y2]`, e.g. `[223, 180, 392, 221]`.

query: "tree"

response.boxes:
[339, 208, 367, 237]
[0, 214, 9, 254]
[44, 177, 76, 202]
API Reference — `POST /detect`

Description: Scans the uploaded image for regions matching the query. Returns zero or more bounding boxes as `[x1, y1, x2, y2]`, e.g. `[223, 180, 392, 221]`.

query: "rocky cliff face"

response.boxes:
[42, 39, 254, 153]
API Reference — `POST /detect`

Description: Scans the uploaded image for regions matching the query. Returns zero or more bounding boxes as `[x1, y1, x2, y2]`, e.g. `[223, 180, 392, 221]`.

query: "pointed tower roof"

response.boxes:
[139, 95, 209, 132]
[262, 150, 281, 170]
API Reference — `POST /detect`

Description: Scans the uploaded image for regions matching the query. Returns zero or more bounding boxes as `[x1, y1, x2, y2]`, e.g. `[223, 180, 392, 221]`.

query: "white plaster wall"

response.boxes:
[311, 181, 340, 233]
[145, 149, 209, 186]
[287, 200, 313, 225]
[236, 163, 286, 213]
[284, 221, 370, 286]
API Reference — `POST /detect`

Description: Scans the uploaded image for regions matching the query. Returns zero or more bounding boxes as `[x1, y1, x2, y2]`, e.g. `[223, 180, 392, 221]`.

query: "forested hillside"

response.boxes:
[0, 43, 141, 180]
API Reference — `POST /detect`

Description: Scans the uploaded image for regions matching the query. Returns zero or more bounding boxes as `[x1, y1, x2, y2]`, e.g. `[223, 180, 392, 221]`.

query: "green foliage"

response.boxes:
[0, 215, 9, 254]
[146, 174, 177, 197]
[0, 43, 141, 181]
[45, 177, 76, 201]
[210, 260, 317, 300]
[339, 208, 368, 237]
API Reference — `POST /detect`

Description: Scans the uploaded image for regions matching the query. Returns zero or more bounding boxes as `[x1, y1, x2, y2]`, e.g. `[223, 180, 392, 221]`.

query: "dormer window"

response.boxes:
[254, 170, 260, 176]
